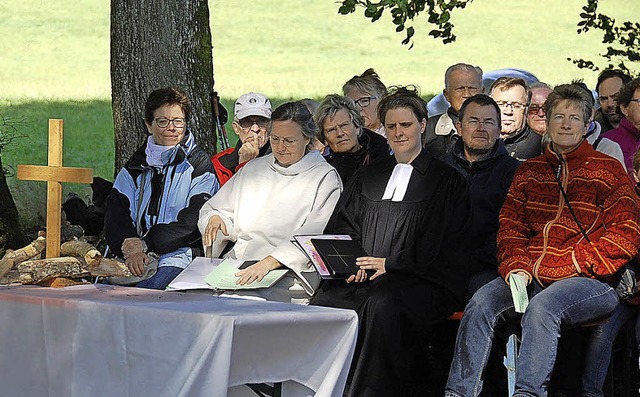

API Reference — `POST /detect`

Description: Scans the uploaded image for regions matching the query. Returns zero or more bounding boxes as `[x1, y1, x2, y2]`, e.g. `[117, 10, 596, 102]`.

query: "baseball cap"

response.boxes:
[234, 92, 272, 120]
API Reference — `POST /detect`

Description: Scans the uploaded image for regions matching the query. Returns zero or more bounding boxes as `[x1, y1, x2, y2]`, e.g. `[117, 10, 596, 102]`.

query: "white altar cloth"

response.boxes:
[0, 285, 358, 397]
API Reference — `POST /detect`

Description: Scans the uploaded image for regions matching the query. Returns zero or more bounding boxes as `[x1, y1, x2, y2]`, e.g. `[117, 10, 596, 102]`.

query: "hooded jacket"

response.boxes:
[105, 131, 219, 267]
[497, 140, 640, 286]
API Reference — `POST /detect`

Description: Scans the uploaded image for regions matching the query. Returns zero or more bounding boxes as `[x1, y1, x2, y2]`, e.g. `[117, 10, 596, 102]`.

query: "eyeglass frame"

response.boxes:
[154, 117, 186, 129]
[462, 119, 499, 129]
[236, 117, 270, 130]
[495, 101, 527, 111]
[269, 135, 300, 148]
[629, 98, 640, 105]
[528, 104, 546, 115]
[324, 120, 355, 137]
[354, 96, 378, 108]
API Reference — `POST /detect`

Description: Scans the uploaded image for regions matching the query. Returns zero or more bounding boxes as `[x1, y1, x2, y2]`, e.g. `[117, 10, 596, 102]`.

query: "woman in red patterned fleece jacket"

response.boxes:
[446, 84, 640, 397]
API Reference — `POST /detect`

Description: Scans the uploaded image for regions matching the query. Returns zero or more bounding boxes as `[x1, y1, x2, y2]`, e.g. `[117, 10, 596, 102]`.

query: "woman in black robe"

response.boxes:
[311, 86, 472, 397]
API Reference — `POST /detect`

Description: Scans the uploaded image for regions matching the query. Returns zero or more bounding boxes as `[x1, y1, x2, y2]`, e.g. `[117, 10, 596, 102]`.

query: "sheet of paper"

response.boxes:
[166, 257, 223, 291]
[204, 258, 289, 290]
[509, 273, 529, 313]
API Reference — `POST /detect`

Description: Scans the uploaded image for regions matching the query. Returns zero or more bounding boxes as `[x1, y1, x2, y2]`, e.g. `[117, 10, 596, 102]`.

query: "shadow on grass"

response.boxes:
[0, 99, 115, 230]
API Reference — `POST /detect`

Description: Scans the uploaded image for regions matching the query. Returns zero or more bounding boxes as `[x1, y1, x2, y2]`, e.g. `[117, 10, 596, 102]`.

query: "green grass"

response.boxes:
[3, 0, 639, 101]
[1, 0, 639, 228]
[0, 99, 114, 227]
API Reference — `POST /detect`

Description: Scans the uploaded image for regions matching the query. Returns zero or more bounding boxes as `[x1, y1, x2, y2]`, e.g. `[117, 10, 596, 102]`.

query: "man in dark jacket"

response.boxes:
[443, 94, 520, 296]
[490, 77, 542, 161]
[424, 63, 483, 158]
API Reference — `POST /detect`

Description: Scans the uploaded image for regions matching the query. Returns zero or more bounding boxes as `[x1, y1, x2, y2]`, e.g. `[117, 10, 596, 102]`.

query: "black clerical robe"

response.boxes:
[312, 149, 472, 397]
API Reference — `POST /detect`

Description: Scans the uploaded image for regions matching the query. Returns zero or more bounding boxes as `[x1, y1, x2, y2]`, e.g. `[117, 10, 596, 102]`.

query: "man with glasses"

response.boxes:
[527, 82, 552, 136]
[594, 69, 632, 133]
[424, 63, 483, 158]
[444, 94, 520, 296]
[211, 92, 272, 185]
[490, 77, 541, 160]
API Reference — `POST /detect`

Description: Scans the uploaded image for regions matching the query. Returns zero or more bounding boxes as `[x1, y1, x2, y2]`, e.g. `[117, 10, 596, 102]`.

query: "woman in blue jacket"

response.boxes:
[105, 87, 219, 289]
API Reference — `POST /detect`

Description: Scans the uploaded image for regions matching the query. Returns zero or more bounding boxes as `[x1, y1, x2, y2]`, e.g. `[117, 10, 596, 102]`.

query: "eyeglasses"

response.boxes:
[496, 101, 526, 111]
[154, 118, 186, 129]
[237, 117, 269, 130]
[528, 105, 545, 115]
[324, 121, 353, 136]
[269, 135, 300, 147]
[354, 96, 377, 108]
[630, 98, 640, 104]
[463, 119, 498, 129]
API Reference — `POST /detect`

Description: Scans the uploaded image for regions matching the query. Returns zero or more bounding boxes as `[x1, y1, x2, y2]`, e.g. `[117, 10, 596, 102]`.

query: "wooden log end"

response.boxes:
[39, 277, 90, 288]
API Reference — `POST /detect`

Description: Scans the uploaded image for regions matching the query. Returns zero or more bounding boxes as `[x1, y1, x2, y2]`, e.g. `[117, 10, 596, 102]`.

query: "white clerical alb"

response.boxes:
[381, 163, 413, 202]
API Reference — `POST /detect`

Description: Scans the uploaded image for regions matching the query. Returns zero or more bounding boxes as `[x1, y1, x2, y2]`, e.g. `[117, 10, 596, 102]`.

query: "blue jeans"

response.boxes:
[581, 303, 638, 397]
[135, 266, 183, 290]
[445, 276, 619, 397]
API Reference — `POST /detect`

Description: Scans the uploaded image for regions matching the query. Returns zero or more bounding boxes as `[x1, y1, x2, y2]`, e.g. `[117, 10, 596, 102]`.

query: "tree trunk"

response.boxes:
[0, 155, 29, 257]
[110, 0, 216, 174]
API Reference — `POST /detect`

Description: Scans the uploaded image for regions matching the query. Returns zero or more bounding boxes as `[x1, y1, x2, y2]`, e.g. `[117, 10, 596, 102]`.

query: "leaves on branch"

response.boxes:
[337, 0, 472, 47]
[570, 0, 639, 74]
[338, 0, 638, 74]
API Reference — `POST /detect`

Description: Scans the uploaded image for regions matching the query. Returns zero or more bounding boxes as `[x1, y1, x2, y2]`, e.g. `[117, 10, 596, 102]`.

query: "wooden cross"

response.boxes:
[17, 119, 93, 258]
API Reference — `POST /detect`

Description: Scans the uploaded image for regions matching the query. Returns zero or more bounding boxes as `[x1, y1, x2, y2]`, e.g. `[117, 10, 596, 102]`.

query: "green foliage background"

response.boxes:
[0, 0, 638, 227]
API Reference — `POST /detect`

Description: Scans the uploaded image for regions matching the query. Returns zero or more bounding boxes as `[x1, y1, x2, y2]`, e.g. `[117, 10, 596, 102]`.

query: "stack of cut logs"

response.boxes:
[0, 237, 132, 287]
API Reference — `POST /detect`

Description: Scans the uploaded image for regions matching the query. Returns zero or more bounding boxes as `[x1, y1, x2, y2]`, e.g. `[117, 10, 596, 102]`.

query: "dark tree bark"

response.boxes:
[110, 0, 216, 173]
[0, 155, 29, 257]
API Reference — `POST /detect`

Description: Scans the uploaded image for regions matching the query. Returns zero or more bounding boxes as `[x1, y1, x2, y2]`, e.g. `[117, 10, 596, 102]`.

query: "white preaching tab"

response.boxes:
[381, 163, 413, 202]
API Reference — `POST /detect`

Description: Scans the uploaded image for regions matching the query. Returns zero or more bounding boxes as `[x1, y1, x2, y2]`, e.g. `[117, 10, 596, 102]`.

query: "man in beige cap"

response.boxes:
[211, 92, 272, 185]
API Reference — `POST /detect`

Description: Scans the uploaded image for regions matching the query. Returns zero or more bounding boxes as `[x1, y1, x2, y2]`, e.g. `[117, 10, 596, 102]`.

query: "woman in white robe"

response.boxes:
[198, 101, 342, 303]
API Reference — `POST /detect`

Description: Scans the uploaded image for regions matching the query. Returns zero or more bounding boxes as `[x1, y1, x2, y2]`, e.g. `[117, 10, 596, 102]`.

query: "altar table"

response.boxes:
[0, 285, 358, 397]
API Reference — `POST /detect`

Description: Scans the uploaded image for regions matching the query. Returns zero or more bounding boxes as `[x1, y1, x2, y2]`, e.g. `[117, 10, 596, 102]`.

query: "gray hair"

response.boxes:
[545, 84, 593, 127]
[314, 94, 364, 143]
[444, 63, 483, 91]
[529, 81, 553, 91]
[270, 101, 318, 141]
[342, 68, 387, 98]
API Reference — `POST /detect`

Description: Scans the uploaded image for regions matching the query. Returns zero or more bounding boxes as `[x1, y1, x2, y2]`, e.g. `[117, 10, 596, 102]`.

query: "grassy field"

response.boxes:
[1, 0, 639, 227]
